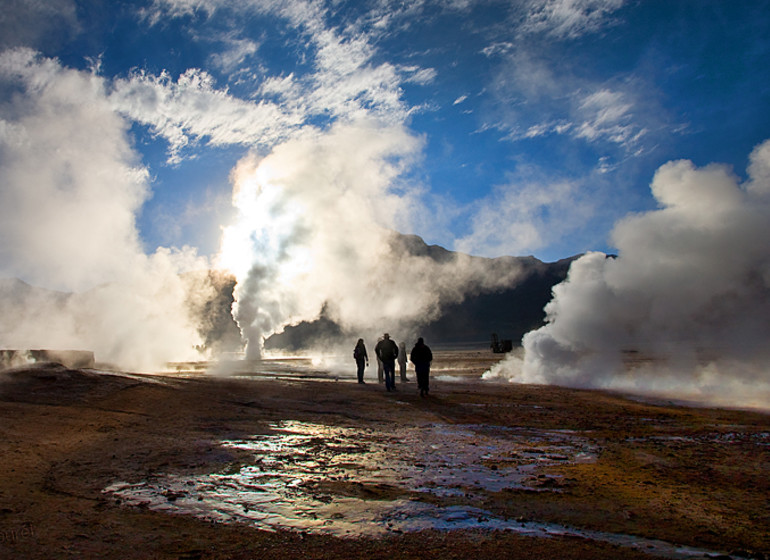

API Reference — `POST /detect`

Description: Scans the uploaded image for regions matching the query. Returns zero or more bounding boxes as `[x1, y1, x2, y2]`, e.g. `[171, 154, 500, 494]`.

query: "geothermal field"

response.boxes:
[3, 2, 770, 559]
[1, 350, 768, 560]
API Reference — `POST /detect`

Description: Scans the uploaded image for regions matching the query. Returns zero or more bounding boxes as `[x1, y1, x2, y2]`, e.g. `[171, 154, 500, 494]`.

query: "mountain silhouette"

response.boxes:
[266, 234, 578, 351]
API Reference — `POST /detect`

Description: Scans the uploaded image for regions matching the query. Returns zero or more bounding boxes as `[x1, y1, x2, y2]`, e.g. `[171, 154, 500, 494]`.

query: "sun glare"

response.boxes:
[217, 160, 312, 285]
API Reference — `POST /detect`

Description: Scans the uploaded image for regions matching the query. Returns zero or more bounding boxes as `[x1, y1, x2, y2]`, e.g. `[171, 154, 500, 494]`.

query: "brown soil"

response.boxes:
[0, 351, 768, 559]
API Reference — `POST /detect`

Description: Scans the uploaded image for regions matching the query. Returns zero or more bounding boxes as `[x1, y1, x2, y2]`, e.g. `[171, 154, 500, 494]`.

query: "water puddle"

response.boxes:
[105, 421, 746, 559]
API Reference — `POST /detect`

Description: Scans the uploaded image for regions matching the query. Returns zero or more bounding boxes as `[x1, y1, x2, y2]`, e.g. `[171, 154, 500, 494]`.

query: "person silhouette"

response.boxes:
[375, 336, 384, 383]
[374, 333, 399, 392]
[410, 337, 433, 397]
[397, 341, 408, 382]
[353, 338, 368, 383]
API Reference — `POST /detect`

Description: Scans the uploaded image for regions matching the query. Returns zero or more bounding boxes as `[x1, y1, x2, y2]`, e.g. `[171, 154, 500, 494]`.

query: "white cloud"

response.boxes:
[402, 66, 437, 85]
[574, 87, 646, 149]
[579, 89, 631, 127]
[207, 35, 260, 73]
[523, 120, 572, 138]
[522, 0, 626, 39]
[142, 0, 219, 23]
[132, 0, 643, 163]
[455, 174, 595, 257]
[481, 41, 515, 58]
[746, 138, 770, 197]
[267, 4, 411, 125]
[109, 68, 304, 163]
[115, 0, 420, 162]
[259, 73, 300, 100]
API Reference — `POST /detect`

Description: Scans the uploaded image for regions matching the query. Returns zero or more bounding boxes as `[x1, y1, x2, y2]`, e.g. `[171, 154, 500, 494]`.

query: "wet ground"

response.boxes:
[1, 351, 769, 559]
[106, 421, 598, 533]
[104, 420, 754, 559]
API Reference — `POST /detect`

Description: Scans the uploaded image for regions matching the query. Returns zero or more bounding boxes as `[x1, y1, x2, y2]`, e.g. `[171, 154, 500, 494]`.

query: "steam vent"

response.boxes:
[0, 349, 95, 370]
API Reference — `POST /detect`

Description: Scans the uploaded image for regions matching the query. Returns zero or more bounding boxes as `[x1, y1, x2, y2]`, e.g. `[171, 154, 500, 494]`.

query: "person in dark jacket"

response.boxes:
[353, 338, 369, 383]
[410, 337, 433, 397]
[374, 333, 399, 392]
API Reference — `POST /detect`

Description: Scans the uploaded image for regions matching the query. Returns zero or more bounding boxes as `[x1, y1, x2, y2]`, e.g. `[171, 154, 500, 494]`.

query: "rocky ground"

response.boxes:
[0, 351, 768, 559]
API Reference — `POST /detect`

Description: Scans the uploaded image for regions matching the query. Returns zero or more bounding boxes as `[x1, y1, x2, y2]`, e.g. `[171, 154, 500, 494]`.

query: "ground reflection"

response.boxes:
[104, 421, 741, 558]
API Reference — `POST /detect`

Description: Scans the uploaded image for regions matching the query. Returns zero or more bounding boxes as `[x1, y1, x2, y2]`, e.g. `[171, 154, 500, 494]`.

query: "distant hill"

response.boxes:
[417, 254, 576, 347]
[266, 234, 578, 351]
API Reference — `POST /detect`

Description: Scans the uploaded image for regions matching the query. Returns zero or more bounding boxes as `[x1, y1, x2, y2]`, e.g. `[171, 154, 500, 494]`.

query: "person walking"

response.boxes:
[374, 333, 399, 392]
[397, 341, 408, 382]
[410, 337, 433, 397]
[353, 338, 369, 383]
[375, 336, 384, 383]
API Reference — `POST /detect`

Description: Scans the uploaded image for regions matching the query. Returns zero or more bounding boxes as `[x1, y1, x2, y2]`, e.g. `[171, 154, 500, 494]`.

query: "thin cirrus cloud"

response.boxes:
[135, 0, 648, 165]
[472, 0, 657, 163]
[109, 68, 306, 163]
[122, 0, 418, 163]
[455, 174, 596, 258]
[520, 0, 627, 39]
[206, 35, 261, 74]
[482, 45, 652, 156]
[0, 0, 80, 49]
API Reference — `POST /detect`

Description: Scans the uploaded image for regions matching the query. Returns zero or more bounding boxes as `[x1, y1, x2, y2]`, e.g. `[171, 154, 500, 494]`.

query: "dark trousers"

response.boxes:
[382, 359, 396, 390]
[415, 366, 430, 393]
[356, 358, 366, 382]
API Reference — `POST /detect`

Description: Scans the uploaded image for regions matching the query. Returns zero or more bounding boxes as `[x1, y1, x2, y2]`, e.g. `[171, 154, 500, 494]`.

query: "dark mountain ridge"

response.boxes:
[266, 234, 579, 351]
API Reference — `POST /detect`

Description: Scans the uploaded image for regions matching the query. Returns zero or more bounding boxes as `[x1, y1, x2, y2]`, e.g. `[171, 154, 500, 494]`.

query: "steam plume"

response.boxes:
[218, 120, 530, 359]
[0, 49, 206, 371]
[487, 140, 770, 407]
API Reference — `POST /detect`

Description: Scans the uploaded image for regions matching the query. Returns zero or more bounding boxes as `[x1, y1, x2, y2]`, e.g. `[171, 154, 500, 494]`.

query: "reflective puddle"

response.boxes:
[105, 421, 745, 559]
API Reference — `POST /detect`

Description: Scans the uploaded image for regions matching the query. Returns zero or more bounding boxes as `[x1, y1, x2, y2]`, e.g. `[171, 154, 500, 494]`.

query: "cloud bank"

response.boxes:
[486, 140, 770, 408]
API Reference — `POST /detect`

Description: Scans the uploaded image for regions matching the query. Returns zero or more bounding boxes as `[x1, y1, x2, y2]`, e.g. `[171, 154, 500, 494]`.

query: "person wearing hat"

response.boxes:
[374, 333, 399, 392]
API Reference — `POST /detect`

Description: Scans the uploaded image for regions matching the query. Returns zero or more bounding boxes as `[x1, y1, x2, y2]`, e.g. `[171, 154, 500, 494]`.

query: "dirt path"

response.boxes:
[0, 357, 768, 559]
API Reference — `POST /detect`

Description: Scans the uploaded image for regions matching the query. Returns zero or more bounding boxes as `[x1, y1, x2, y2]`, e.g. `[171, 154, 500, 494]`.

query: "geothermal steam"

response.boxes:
[487, 140, 770, 407]
[0, 49, 205, 371]
[218, 121, 529, 359]
[0, 50, 533, 370]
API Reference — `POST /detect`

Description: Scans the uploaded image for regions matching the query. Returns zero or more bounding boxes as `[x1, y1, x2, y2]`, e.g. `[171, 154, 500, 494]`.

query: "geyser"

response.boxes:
[487, 139, 770, 408]
[0, 50, 207, 371]
[218, 120, 535, 360]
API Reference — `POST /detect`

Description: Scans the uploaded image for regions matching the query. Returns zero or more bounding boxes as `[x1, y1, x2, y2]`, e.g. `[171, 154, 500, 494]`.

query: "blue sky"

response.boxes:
[2, 0, 769, 265]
